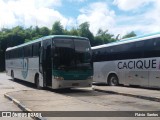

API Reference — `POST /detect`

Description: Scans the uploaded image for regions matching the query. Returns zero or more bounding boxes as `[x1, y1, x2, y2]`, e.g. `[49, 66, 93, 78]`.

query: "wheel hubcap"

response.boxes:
[111, 77, 117, 85]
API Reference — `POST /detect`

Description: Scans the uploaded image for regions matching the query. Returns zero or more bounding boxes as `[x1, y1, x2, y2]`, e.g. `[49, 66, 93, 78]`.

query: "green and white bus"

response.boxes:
[5, 35, 93, 89]
[92, 33, 160, 88]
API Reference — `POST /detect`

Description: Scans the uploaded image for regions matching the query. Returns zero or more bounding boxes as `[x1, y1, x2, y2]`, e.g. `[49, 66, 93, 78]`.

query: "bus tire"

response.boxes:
[35, 74, 41, 89]
[108, 74, 119, 86]
[11, 71, 15, 81]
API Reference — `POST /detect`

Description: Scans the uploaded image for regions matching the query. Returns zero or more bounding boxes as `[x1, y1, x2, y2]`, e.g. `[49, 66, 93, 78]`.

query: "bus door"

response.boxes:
[40, 39, 52, 87]
[125, 71, 137, 85]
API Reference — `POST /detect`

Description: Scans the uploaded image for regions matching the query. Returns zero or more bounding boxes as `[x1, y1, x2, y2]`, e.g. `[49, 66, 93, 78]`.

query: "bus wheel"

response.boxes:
[108, 74, 119, 86]
[11, 71, 15, 81]
[35, 75, 41, 89]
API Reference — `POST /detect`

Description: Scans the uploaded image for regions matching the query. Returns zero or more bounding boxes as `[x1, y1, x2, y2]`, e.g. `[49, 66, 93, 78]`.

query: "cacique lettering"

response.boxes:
[128, 61, 133, 69]
[144, 60, 150, 69]
[136, 60, 143, 69]
[152, 59, 156, 68]
[118, 62, 122, 69]
[123, 62, 128, 69]
[117, 59, 157, 70]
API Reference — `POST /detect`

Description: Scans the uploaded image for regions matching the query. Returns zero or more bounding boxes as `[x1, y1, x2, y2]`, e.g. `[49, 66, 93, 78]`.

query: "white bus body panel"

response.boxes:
[149, 71, 160, 88]
[6, 57, 91, 89]
[93, 57, 160, 88]
[94, 61, 114, 83]
[5, 57, 43, 86]
[93, 61, 124, 84]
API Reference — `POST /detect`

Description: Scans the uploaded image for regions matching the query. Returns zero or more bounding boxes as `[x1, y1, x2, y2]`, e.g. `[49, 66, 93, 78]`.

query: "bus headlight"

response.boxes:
[54, 76, 64, 80]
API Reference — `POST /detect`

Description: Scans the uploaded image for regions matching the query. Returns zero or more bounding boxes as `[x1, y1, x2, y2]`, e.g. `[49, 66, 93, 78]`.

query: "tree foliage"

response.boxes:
[69, 28, 79, 36]
[94, 29, 115, 45]
[78, 22, 94, 46]
[51, 21, 64, 35]
[0, 21, 135, 71]
[122, 31, 136, 39]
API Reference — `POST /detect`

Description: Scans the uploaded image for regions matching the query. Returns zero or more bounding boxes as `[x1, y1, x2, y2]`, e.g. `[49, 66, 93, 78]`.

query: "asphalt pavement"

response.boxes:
[1, 73, 160, 120]
[93, 85, 160, 102]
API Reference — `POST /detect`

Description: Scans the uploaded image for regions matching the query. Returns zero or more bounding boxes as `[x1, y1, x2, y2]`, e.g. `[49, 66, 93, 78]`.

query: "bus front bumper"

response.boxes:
[51, 78, 92, 89]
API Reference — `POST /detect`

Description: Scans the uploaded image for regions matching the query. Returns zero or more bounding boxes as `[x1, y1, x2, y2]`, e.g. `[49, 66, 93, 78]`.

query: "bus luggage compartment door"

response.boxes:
[149, 71, 160, 88]
[126, 71, 149, 87]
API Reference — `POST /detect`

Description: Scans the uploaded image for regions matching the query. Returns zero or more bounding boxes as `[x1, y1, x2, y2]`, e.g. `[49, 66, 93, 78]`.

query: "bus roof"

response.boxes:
[6, 35, 88, 51]
[92, 32, 160, 50]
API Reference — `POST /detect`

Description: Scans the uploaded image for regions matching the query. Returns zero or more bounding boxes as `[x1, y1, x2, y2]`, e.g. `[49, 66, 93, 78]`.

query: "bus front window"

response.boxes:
[74, 39, 92, 70]
[53, 38, 92, 71]
[53, 39, 75, 70]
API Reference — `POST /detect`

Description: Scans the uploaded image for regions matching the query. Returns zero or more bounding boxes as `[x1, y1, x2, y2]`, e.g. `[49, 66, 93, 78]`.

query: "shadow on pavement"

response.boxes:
[8, 78, 107, 97]
[8, 78, 36, 89]
[93, 82, 160, 91]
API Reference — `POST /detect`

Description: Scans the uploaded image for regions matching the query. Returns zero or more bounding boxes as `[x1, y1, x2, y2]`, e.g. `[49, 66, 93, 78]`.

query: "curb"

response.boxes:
[93, 87, 160, 102]
[4, 93, 46, 120]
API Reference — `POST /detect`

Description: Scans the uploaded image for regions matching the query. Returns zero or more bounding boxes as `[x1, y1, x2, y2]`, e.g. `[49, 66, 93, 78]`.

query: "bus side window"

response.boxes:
[29, 45, 32, 57]
[93, 50, 99, 62]
[24, 46, 29, 57]
[24, 47, 27, 57]
[33, 42, 40, 57]
[130, 41, 144, 58]
[20, 47, 24, 58]
[152, 38, 160, 57]
[11, 50, 14, 59]
[143, 37, 160, 58]
[16, 48, 20, 58]
[9, 51, 11, 59]
[135, 41, 144, 51]
[153, 38, 160, 50]
[24, 45, 32, 57]
[5, 52, 8, 59]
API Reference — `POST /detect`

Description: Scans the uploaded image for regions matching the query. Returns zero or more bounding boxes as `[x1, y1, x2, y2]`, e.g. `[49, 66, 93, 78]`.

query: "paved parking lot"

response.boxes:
[0, 73, 160, 120]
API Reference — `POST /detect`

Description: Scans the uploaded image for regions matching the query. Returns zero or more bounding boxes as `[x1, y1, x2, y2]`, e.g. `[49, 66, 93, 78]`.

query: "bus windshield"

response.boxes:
[53, 38, 92, 71]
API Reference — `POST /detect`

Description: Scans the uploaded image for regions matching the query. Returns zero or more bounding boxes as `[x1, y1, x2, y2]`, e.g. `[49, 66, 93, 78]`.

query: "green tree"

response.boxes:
[63, 29, 70, 35]
[122, 31, 136, 39]
[69, 28, 79, 36]
[31, 26, 42, 39]
[40, 27, 50, 36]
[93, 29, 115, 46]
[0, 26, 26, 71]
[24, 26, 33, 40]
[51, 21, 64, 35]
[78, 22, 94, 46]
[0, 22, 138, 71]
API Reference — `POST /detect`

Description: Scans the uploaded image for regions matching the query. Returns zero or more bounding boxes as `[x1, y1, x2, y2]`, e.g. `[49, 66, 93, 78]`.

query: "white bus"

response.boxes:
[92, 33, 160, 88]
[5, 35, 93, 89]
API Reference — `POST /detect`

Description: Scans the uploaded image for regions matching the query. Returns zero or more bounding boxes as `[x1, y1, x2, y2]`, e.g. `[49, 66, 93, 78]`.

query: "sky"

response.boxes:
[0, 0, 160, 37]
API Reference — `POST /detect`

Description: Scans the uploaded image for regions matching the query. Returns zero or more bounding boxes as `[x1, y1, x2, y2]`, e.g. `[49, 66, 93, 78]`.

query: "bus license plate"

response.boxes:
[72, 83, 79, 86]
